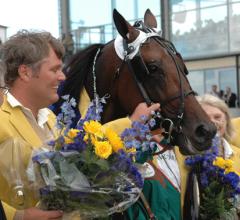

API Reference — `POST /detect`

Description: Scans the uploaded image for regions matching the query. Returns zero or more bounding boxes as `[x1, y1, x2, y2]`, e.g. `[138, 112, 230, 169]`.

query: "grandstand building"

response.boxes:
[59, 0, 240, 108]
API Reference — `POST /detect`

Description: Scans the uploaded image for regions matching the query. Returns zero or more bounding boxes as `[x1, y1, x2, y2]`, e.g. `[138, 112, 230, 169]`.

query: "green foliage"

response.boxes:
[200, 181, 233, 220]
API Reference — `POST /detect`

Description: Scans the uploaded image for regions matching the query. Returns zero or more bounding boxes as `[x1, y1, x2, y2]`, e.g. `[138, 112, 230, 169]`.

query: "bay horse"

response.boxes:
[54, 9, 216, 155]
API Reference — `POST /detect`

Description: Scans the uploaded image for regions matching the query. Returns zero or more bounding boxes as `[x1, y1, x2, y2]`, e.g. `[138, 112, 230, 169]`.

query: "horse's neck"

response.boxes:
[101, 101, 128, 124]
[84, 83, 128, 123]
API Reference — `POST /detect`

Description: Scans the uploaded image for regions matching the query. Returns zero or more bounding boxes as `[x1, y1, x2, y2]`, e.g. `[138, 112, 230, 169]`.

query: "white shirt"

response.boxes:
[222, 137, 233, 159]
[6, 92, 53, 142]
[155, 146, 181, 192]
[7, 92, 50, 128]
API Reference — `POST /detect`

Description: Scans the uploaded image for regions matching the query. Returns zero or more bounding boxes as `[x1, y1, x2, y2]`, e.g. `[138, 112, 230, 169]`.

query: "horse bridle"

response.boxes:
[91, 22, 195, 145]
[119, 22, 196, 143]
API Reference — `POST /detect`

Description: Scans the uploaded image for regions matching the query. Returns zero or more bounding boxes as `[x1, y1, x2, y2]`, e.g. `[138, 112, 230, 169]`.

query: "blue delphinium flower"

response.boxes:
[61, 131, 86, 152]
[224, 172, 240, 190]
[76, 94, 108, 129]
[121, 128, 138, 140]
[185, 134, 220, 169]
[114, 150, 144, 188]
[32, 151, 55, 163]
[121, 117, 154, 162]
[132, 121, 150, 139]
[56, 95, 77, 130]
[200, 172, 209, 187]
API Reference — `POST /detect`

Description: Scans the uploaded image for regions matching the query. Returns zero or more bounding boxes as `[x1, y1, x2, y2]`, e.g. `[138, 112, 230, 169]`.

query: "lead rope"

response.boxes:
[92, 48, 101, 115]
[139, 192, 158, 220]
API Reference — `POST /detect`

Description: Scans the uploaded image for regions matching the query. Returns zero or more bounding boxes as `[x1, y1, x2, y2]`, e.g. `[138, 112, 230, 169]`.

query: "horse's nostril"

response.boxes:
[189, 123, 217, 152]
[195, 123, 216, 142]
[195, 124, 208, 138]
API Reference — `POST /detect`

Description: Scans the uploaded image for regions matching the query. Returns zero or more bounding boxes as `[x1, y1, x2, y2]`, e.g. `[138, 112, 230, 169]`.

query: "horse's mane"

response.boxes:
[52, 43, 103, 118]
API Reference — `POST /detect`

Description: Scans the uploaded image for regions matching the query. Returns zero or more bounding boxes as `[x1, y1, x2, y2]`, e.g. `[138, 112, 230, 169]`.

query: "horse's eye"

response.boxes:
[148, 64, 158, 73]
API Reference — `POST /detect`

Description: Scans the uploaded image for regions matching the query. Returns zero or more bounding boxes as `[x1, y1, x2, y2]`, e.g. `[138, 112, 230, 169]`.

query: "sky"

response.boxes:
[0, 0, 59, 38]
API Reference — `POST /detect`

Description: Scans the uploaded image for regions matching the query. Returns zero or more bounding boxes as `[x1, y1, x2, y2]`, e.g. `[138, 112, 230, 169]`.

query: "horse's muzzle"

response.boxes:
[173, 121, 217, 155]
[193, 122, 217, 151]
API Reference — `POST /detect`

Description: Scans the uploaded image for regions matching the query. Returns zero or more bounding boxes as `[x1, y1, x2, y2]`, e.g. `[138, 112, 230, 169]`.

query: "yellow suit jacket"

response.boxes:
[231, 117, 240, 148]
[174, 148, 188, 212]
[227, 143, 240, 173]
[0, 96, 56, 219]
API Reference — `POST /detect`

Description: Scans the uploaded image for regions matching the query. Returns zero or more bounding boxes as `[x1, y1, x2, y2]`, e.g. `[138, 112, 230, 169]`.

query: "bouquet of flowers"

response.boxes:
[185, 136, 240, 220]
[27, 95, 145, 219]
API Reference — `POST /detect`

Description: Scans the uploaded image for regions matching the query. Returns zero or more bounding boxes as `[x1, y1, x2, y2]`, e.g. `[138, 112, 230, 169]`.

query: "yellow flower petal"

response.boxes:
[105, 128, 124, 153]
[213, 157, 226, 169]
[94, 141, 112, 159]
[213, 157, 234, 173]
[64, 129, 80, 144]
[83, 120, 102, 135]
[126, 147, 136, 154]
[225, 168, 235, 174]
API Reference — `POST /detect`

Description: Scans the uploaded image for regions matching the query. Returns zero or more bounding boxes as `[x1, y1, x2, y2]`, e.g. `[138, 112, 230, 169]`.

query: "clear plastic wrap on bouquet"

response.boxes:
[0, 137, 38, 208]
[27, 146, 142, 219]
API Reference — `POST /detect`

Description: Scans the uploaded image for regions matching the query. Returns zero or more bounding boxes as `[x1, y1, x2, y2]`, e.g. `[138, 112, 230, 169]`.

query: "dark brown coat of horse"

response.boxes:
[54, 9, 216, 155]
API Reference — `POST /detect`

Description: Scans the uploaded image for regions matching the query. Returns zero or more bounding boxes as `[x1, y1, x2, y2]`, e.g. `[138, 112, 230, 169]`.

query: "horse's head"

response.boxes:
[58, 9, 216, 155]
[91, 9, 216, 155]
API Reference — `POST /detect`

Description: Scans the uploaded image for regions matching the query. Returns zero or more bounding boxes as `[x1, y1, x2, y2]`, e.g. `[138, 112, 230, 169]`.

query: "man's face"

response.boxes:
[28, 47, 65, 108]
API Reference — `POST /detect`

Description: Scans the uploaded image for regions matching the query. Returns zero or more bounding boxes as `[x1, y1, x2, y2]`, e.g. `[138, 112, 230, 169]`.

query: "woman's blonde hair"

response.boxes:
[196, 94, 233, 141]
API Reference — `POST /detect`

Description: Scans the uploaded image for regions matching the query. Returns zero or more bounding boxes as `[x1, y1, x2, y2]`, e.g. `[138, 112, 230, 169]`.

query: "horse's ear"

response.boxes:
[144, 9, 157, 28]
[113, 9, 139, 41]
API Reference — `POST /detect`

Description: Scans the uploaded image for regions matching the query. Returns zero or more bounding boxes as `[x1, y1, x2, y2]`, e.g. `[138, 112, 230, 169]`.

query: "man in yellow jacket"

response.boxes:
[0, 30, 65, 219]
[0, 56, 7, 220]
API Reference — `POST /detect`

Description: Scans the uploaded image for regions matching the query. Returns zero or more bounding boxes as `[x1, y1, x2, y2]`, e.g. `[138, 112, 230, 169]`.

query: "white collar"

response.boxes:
[222, 138, 233, 158]
[7, 92, 50, 127]
[7, 92, 22, 107]
[114, 30, 159, 60]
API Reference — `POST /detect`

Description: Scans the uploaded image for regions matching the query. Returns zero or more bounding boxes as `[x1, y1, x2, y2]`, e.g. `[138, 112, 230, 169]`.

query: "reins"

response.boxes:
[120, 27, 195, 144]
[91, 25, 196, 147]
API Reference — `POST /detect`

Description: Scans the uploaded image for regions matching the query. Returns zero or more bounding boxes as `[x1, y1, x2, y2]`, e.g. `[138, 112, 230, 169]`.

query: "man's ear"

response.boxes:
[18, 65, 31, 81]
